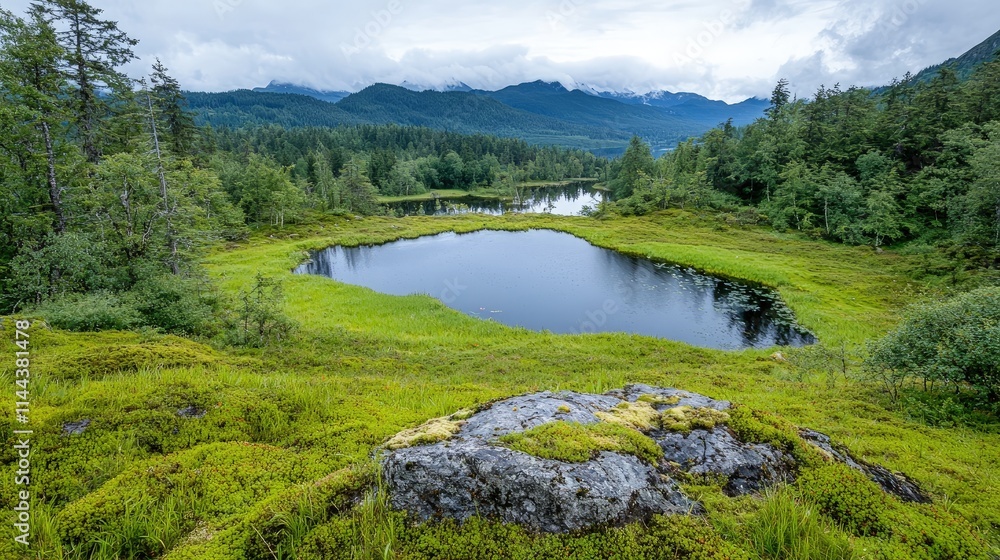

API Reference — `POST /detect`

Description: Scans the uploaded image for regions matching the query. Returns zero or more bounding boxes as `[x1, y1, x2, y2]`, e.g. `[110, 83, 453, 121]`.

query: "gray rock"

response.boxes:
[655, 428, 794, 496]
[177, 406, 207, 419]
[62, 419, 91, 435]
[458, 391, 621, 440]
[383, 389, 700, 532]
[800, 429, 930, 503]
[385, 441, 698, 533]
[609, 384, 732, 411]
[382, 386, 928, 533]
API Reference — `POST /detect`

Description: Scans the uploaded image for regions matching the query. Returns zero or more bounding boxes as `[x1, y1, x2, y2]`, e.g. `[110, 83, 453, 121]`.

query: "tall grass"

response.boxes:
[746, 488, 857, 560]
[345, 476, 399, 560]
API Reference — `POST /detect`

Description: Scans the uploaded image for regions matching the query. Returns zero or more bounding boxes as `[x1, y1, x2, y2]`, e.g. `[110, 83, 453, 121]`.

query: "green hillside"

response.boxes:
[184, 90, 364, 128]
[912, 28, 1000, 82]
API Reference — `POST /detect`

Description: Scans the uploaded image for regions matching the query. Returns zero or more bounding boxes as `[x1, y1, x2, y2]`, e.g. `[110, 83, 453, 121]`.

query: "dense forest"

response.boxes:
[0, 3, 604, 326]
[211, 125, 605, 207]
[609, 59, 1000, 269]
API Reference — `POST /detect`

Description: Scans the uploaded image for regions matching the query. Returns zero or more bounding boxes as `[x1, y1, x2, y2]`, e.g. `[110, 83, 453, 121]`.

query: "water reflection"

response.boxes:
[295, 230, 816, 350]
[386, 183, 607, 217]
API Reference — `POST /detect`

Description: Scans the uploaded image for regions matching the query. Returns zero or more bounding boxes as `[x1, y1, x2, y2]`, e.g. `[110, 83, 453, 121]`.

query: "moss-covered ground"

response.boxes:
[1, 210, 997, 559]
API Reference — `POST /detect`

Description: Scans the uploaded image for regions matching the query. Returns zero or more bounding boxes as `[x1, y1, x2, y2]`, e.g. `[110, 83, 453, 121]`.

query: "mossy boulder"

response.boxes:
[382, 385, 929, 534]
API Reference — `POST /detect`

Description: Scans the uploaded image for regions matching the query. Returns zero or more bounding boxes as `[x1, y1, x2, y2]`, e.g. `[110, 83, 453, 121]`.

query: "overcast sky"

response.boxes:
[3, 0, 997, 102]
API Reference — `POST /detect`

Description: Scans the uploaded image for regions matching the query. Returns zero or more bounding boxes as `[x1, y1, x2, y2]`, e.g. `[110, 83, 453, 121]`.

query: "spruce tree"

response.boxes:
[32, 0, 138, 163]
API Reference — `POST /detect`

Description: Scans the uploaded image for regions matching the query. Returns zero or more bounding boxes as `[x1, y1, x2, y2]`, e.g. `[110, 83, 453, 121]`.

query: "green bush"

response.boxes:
[32, 291, 144, 332]
[865, 287, 1000, 402]
[29, 273, 219, 335]
[131, 273, 218, 335]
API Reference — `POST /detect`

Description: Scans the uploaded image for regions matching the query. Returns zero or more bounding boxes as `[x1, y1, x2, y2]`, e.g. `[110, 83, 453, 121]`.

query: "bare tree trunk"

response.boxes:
[40, 121, 66, 234]
[824, 198, 830, 235]
[146, 89, 180, 274]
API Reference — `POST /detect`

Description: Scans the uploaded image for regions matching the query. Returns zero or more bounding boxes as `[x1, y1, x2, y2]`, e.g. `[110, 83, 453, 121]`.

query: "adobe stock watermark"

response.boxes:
[672, 8, 736, 66]
[440, 278, 468, 304]
[570, 280, 634, 334]
[341, 1, 404, 60]
[547, 0, 583, 31]
[571, 299, 620, 334]
[876, 0, 929, 33]
[214, 0, 245, 19]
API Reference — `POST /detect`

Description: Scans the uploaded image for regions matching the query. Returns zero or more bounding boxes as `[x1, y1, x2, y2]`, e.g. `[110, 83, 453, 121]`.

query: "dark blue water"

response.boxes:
[387, 183, 606, 217]
[295, 230, 816, 350]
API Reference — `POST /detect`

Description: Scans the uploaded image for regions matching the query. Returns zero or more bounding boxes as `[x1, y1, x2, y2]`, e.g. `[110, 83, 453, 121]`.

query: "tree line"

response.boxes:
[610, 59, 1000, 266]
[206, 125, 605, 218]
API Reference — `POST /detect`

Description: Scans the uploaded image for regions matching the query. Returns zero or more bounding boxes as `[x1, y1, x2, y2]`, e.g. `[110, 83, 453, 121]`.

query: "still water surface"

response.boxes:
[387, 183, 606, 217]
[295, 230, 816, 350]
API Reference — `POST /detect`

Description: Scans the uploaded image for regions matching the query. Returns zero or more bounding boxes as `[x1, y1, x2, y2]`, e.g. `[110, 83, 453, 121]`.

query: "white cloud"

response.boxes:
[2, 0, 995, 102]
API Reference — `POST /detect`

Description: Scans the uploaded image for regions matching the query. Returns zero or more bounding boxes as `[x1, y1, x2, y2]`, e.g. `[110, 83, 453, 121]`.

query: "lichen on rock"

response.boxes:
[595, 400, 661, 431]
[659, 406, 731, 434]
[384, 408, 475, 450]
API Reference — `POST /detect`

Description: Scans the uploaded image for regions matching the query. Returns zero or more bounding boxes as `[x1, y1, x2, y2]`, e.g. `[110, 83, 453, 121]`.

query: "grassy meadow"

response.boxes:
[1, 210, 997, 559]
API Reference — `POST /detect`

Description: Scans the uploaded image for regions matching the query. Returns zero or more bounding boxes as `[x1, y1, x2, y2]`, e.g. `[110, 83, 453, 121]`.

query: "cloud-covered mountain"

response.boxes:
[186, 79, 769, 153]
[251, 81, 350, 104]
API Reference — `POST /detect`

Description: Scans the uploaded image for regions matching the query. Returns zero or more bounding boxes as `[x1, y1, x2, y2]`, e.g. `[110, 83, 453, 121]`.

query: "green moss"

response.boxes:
[298, 512, 749, 560]
[637, 393, 682, 406]
[499, 421, 662, 465]
[797, 464, 891, 537]
[726, 405, 825, 467]
[163, 465, 372, 560]
[659, 406, 731, 434]
[47, 336, 218, 380]
[385, 409, 474, 450]
[797, 464, 993, 559]
[56, 442, 334, 558]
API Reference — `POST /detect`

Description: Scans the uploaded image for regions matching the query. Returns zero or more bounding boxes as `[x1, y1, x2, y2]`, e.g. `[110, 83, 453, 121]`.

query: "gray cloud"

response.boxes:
[2, 0, 995, 101]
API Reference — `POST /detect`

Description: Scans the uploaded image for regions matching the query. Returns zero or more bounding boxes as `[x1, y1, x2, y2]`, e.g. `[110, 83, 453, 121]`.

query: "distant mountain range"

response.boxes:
[185, 27, 1000, 154]
[188, 79, 767, 153]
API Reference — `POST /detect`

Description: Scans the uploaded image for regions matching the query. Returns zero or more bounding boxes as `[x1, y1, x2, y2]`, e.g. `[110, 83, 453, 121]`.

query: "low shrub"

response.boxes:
[797, 464, 891, 538]
[32, 291, 143, 332]
[865, 287, 1000, 403]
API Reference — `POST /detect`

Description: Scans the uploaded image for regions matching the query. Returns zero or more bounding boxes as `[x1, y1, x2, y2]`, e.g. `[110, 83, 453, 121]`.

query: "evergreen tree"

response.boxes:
[32, 0, 138, 163]
[614, 136, 655, 198]
[0, 8, 71, 236]
[338, 157, 379, 214]
[150, 58, 196, 155]
[765, 79, 791, 120]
